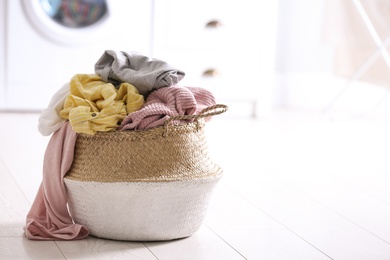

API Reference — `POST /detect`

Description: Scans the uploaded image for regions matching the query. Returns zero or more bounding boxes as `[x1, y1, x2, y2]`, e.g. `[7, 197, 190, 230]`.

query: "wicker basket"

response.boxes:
[64, 104, 227, 241]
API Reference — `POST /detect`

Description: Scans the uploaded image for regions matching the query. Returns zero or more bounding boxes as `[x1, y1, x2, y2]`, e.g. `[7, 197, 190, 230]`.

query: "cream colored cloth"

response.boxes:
[120, 86, 216, 130]
[323, 0, 390, 87]
[38, 83, 70, 136]
[60, 74, 144, 135]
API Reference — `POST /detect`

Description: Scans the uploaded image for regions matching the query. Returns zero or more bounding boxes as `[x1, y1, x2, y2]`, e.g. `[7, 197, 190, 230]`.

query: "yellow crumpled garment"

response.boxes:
[60, 74, 144, 135]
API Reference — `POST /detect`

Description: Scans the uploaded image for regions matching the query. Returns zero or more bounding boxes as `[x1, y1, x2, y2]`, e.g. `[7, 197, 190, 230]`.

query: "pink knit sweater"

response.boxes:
[119, 86, 216, 130]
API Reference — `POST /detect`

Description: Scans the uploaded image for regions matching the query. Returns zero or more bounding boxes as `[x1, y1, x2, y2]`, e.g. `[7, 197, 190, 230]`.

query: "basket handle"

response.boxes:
[163, 104, 228, 136]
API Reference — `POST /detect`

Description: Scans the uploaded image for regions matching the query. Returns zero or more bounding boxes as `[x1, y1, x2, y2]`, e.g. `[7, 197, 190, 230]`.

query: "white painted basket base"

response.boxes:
[64, 174, 222, 241]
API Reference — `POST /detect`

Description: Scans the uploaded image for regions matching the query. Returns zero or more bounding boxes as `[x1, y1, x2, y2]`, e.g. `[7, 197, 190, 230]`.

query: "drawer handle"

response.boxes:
[205, 20, 223, 28]
[202, 68, 220, 77]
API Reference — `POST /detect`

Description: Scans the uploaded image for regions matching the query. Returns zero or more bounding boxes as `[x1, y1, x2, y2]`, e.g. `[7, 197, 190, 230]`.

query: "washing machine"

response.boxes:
[1, 0, 153, 111]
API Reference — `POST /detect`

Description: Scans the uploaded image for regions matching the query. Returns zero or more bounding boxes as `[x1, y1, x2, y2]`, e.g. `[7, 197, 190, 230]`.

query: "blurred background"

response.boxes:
[2, 2, 390, 258]
[1, 0, 390, 119]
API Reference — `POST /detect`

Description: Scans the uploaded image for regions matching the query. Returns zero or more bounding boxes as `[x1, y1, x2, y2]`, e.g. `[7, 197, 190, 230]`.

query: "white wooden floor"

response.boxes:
[1, 110, 390, 259]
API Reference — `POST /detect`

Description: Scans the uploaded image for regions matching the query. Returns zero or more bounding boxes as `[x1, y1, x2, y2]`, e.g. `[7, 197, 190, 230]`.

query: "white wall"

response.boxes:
[275, 0, 332, 74]
[274, 0, 337, 110]
[274, 0, 390, 116]
[0, 0, 5, 106]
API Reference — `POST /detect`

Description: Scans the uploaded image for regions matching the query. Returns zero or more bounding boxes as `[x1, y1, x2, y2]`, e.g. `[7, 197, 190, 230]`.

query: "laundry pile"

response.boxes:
[25, 50, 218, 240]
[37, 50, 216, 136]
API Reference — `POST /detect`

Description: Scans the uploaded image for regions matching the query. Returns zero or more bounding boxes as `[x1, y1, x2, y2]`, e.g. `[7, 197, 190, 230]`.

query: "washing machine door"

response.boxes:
[22, 0, 110, 45]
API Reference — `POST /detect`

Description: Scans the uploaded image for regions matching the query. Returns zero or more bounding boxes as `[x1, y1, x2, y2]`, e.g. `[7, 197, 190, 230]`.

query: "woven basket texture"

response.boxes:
[66, 120, 221, 182]
[64, 104, 227, 241]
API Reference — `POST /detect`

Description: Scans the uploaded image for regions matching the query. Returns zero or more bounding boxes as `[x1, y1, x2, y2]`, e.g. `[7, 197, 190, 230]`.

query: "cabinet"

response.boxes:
[0, 0, 278, 117]
[152, 0, 279, 117]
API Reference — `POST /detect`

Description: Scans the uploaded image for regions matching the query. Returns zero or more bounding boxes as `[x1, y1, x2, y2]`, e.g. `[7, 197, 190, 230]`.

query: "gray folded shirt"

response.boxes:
[94, 50, 185, 96]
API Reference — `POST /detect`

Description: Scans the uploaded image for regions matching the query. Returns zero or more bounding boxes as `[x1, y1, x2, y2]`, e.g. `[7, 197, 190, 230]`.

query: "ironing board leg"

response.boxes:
[323, 0, 390, 115]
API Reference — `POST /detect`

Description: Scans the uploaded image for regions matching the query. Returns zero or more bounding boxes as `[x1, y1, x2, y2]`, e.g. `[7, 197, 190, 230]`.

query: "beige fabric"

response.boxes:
[323, 0, 390, 87]
[333, 46, 390, 87]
